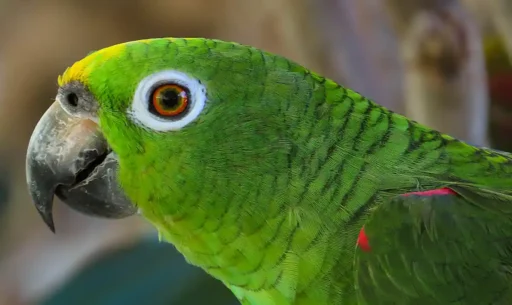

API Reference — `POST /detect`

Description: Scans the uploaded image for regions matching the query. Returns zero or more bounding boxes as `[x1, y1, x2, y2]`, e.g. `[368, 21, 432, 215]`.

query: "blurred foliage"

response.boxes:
[0, 168, 9, 216]
[39, 236, 238, 305]
[484, 35, 512, 73]
[484, 35, 512, 152]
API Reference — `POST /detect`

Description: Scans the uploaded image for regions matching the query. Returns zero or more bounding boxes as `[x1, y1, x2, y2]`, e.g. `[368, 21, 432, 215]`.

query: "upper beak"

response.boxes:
[26, 101, 136, 232]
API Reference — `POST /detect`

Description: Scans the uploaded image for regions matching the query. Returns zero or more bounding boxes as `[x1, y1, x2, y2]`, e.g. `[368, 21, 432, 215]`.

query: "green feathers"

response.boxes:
[56, 38, 512, 305]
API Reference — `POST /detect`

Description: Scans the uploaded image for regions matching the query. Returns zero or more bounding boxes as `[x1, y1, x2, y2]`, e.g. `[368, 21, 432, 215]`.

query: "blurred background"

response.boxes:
[0, 0, 510, 304]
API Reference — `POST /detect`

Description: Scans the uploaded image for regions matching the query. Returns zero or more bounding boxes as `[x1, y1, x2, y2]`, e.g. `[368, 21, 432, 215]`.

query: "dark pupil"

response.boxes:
[159, 89, 181, 110]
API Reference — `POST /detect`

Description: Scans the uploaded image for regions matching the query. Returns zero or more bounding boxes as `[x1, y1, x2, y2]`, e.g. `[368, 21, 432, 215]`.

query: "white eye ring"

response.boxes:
[128, 70, 207, 131]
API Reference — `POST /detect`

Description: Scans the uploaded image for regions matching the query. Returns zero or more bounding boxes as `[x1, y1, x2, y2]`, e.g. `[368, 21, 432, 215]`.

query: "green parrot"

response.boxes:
[26, 38, 512, 305]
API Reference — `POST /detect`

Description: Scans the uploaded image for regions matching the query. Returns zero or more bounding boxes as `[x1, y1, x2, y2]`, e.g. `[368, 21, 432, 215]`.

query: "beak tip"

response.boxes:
[35, 204, 56, 233]
[46, 217, 56, 233]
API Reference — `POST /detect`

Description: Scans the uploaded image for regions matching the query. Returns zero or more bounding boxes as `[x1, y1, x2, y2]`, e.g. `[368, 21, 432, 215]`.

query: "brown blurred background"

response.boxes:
[0, 0, 510, 304]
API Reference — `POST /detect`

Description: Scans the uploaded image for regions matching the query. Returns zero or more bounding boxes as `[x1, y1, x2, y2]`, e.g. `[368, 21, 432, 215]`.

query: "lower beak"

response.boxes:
[26, 102, 136, 232]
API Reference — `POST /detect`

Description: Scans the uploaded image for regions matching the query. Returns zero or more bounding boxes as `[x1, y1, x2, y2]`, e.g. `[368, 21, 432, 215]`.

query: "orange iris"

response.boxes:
[151, 84, 189, 117]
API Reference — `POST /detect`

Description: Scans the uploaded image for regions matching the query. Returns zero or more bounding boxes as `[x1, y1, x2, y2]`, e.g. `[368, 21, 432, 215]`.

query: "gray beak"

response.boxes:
[26, 102, 136, 232]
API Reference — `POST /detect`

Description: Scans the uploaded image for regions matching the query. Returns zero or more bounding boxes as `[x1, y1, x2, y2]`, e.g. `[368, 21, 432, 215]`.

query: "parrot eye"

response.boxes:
[128, 70, 206, 131]
[150, 84, 189, 118]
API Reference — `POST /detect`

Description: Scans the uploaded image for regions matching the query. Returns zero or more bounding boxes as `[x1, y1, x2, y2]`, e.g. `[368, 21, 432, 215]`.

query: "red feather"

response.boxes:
[402, 187, 456, 197]
[357, 227, 371, 252]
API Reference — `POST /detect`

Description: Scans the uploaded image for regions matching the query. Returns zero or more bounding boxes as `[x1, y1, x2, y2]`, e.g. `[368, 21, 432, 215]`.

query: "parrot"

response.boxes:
[26, 37, 512, 305]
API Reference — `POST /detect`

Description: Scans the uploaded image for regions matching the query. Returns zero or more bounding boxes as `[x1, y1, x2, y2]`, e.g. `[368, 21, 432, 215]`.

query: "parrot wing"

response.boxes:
[354, 186, 512, 305]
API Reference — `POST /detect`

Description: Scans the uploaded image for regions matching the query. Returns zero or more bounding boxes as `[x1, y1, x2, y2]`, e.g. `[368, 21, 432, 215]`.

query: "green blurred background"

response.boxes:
[0, 0, 510, 304]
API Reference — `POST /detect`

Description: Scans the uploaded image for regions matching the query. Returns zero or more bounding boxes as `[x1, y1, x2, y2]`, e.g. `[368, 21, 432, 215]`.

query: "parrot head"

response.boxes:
[26, 38, 304, 232]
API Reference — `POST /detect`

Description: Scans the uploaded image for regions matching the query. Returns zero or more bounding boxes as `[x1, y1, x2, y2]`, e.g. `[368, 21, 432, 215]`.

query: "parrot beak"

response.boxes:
[26, 101, 136, 232]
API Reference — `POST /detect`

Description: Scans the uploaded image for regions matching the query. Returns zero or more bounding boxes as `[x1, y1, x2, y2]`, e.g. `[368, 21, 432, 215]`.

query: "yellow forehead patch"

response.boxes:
[57, 38, 154, 86]
[57, 38, 175, 87]
[58, 42, 128, 87]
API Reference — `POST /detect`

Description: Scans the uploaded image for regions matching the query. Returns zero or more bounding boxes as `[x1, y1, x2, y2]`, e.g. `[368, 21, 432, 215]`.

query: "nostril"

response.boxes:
[66, 93, 79, 107]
